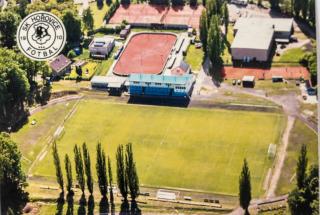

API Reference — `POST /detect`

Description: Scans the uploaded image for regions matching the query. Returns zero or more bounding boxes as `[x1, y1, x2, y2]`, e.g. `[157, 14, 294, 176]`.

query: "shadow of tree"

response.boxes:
[88, 195, 95, 215]
[119, 200, 130, 215]
[55, 192, 65, 215]
[130, 200, 141, 215]
[78, 194, 86, 215]
[99, 196, 109, 214]
[66, 192, 74, 215]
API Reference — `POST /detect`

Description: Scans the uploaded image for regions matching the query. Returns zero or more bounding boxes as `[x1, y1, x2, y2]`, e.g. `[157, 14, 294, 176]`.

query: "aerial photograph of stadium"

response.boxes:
[0, 0, 319, 214]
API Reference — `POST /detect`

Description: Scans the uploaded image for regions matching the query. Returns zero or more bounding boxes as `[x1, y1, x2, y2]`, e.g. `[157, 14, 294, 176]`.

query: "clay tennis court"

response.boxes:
[222, 66, 310, 80]
[109, 4, 204, 29]
[113, 33, 177, 76]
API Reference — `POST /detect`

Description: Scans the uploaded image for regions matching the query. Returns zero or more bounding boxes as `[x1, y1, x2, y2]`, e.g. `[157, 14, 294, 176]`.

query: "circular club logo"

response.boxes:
[17, 11, 66, 61]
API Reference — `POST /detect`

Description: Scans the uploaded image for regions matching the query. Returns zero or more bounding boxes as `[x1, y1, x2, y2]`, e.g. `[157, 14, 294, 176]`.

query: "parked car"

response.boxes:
[237, 80, 241, 85]
[232, 79, 236, 86]
[295, 80, 300, 86]
[307, 88, 317, 96]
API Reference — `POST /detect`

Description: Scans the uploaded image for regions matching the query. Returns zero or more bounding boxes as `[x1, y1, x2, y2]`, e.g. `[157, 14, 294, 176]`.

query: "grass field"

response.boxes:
[276, 119, 318, 195]
[185, 45, 204, 72]
[13, 99, 285, 196]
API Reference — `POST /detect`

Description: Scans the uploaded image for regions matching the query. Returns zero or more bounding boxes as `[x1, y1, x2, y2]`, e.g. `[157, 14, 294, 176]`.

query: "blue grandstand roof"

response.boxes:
[129, 74, 193, 85]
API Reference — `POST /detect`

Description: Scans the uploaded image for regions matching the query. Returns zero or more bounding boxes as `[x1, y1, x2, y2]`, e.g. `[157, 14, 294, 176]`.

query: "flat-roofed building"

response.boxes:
[234, 18, 293, 42]
[231, 17, 294, 62]
[231, 25, 274, 62]
[89, 36, 115, 59]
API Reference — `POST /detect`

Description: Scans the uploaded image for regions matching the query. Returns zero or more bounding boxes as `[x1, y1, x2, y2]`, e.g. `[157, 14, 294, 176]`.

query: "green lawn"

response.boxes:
[276, 119, 318, 195]
[273, 48, 306, 64]
[51, 80, 90, 93]
[185, 45, 204, 72]
[15, 99, 285, 196]
[66, 61, 98, 80]
[11, 101, 77, 170]
[95, 47, 119, 75]
[254, 80, 301, 96]
[89, 2, 110, 29]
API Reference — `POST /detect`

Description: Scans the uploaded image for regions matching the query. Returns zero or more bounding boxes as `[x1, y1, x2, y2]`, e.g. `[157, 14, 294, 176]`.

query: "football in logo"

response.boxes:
[17, 11, 66, 61]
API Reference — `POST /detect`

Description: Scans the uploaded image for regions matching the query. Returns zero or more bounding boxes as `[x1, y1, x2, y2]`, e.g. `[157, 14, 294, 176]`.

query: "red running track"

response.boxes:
[113, 33, 177, 76]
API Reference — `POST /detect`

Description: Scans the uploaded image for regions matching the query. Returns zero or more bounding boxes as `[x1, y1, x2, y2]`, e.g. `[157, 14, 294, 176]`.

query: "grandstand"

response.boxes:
[128, 73, 194, 98]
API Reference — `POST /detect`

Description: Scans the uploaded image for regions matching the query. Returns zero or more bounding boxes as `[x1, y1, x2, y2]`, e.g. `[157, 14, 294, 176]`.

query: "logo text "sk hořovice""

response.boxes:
[17, 11, 66, 61]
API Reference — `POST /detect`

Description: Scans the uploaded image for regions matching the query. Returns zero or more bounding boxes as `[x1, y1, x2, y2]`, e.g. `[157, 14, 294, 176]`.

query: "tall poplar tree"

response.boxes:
[96, 142, 108, 197]
[83, 142, 94, 195]
[207, 15, 223, 67]
[65, 154, 73, 193]
[116, 144, 128, 200]
[199, 10, 208, 53]
[296, 144, 308, 189]
[126, 143, 140, 201]
[74, 145, 85, 194]
[108, 156, 114, 203]
[52, 141, 64, 192]
[239, 159, 251, 215]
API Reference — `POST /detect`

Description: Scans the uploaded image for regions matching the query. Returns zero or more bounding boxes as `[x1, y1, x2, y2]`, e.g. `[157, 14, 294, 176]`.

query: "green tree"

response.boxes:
[62, 10, 82, 44]
[171, 0, 184, 6]
[206, 0, 218, 21]
[52, 141, 64, 192]
[269, 0, 280, 9]
[83, 8, 94, 31]
[288, 162, 318, 215]
[222, 2, 229, 36]
[293, 0, 303, 17]
[0, 11, 20, 48]
[74, 144, 86, 194]
[65, 154, 73, 194]
[96, 142, 108, 197]
[308, 0, 315, 27]
[108, 156, 114, 203]
[207, 15, 223, 68]
[116, 144, 128, 200]
[83, 142, 94, 194]
[199, 10, 208, 53]
[296, 144, 308, 189]
[301, 0, 308, 19]
[239, 159, 251, 215]
[125, 143, 140, 201]
[0, 133, 29, 214]
[189, 0, 197, 6]
[17, 0, 29, 18]
[0, 51, 31, 129]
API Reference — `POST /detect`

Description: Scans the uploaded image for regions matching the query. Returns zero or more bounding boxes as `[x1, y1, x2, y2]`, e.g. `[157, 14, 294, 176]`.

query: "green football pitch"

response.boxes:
[13, 99, 285, 196]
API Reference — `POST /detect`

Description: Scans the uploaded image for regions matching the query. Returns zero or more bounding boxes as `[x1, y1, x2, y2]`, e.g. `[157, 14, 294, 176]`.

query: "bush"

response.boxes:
[87, 26, 122, 36]
[67, 50, 77, 59]
[104, 0, 120, 23]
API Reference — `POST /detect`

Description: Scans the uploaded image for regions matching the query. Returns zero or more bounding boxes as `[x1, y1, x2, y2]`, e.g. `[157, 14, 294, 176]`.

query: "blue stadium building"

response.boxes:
[129, 74, 194, 98]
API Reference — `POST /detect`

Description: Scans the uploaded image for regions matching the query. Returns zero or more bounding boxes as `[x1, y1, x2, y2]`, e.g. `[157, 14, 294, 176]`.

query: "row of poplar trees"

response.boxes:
[268, 0, 316, 28]
[199, 0, 229, 71]
[52, 142, 140, 205]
